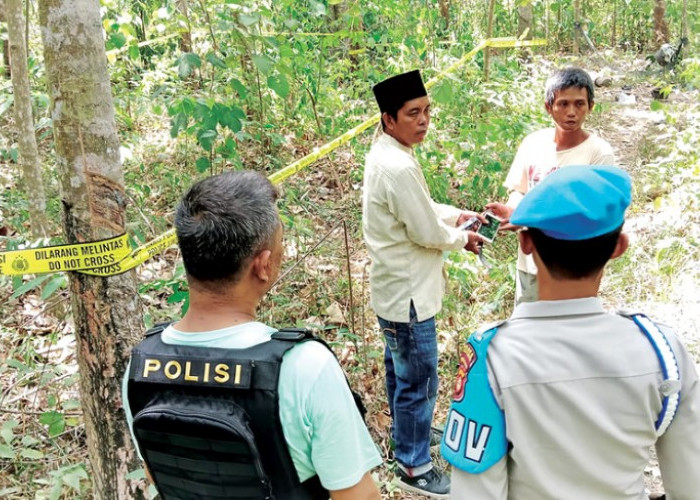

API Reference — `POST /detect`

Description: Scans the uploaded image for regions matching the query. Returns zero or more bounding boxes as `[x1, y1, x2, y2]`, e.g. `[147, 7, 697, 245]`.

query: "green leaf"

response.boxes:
[128, 45, 140, 60]
[167, 290, 189, 304]
[432, 80, 454, 104]
[61, 467, 88, 492]
[239, 13, 259, 27]
[107, 32, 126, 49]
[229, 79, 248, 99]
[196, 128, 218, 151]
[195, 156, 211, 173]
[650, 100, 663, 111]
[218, 108, 242, 133]
[205, 52, 227, 69]
[41, 275, 67, 300]
[170, 112, 189, 138]
[11, 274, 52, 299]
[19, 448, 44, 459]
[39, 411, 66, 437]
[178, 52, 202, 79]
[0, 443, 15, 459]
[252, 54, 275, 75]
[268, 74, 290, 98]
[1, 419, 18, 445]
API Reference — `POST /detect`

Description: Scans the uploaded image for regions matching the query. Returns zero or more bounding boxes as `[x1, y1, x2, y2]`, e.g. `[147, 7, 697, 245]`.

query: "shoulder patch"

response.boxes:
[441, 326, 507, 474]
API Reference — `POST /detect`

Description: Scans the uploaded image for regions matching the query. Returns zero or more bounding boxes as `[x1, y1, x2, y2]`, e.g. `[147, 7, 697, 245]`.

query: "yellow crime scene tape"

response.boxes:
[0, 37, 545, 278]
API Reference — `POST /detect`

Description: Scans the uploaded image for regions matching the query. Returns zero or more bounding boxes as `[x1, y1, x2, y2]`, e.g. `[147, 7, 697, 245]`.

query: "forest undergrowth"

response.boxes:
[1, 48, 699, 498]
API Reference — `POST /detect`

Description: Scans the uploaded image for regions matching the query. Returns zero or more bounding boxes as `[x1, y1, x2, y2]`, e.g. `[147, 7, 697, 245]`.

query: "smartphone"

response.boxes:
[476, 212, 501, 243]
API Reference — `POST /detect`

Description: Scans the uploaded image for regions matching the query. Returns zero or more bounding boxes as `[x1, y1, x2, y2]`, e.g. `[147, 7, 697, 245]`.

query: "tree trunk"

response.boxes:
[653, 0, 670, 47]
[681, 0, 687, 40]
[612, 0, 617, 47]
[438, 0, 450, 29]
[484, 0, 496, 81]
[177, 0, 192, 53]
[1, 0, 10, 78]
[7, 0, 51, 239]
[37, 0, 147, 498]
[573, 0, 580, 54]
[517, 3, 533, 40]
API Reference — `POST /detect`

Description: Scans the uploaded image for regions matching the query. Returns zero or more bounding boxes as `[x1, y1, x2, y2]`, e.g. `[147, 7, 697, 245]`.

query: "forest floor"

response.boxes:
[1, 51, 698, 499]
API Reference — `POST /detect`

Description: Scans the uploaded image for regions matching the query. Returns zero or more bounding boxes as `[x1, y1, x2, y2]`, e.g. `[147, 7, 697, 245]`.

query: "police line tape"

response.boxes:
[0, 37, 545, 278]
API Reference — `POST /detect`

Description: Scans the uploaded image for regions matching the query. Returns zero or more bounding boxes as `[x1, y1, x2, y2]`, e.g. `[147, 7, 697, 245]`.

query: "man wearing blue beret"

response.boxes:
[441, 165, 700, 499]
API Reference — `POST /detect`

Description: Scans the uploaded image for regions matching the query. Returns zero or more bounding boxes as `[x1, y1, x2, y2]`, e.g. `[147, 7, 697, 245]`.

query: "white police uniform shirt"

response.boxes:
[449, 298, 700, 500]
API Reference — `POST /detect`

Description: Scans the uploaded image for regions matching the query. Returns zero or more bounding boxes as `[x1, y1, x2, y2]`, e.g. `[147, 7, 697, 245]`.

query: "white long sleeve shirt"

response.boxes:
[362, 132, 468, 322]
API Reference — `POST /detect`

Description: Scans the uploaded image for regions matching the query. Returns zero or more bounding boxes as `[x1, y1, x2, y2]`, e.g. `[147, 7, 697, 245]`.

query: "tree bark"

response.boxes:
[612, 0, 617, 47]
[1, 0, 10, 78]
[517, 3, 533, 40]
[573, 0, 580, 54]
[438, 0, 450, 29]
[653, 0, 670, 47]
[7, 0, 51, 238]
[484, 0, 496, 81]
[38, 0, 147, 498]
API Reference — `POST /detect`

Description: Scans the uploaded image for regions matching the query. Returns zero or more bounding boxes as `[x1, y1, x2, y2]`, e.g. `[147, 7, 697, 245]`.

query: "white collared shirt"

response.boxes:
[362, 132, 468, 322]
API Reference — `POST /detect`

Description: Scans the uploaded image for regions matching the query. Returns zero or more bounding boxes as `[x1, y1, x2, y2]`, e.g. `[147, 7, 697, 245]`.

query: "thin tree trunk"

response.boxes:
[38, 0, 147, 498]
[573, 0, 580, 54]
[484, 0, 496, 81]
[681, 0, 687, 40]
[612, 0, 617, 47]
[1, 0, 10, 78]
[177, 0, 192, 53]
[438, 0, 450, 28]
[7, 0, 50, 239]
[653, 0, 670, 46]
[517, 3, 533, 39]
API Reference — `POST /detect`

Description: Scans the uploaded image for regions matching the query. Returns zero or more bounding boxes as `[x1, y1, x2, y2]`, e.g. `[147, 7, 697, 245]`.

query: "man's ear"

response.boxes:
[382, 112, 395, 131]
[518, 230, 535, 255]
[544, 102, 553, 116]
[589, 100, 595, 112]
[610, 232, 629, 260]
[252, 249, 273, 282]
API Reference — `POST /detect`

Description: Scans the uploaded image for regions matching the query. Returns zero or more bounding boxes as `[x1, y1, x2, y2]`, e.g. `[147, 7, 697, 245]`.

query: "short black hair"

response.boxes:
[545, 67, 595, 107]
[528, 225, 622, 280]
[175, 170, 279, 285]
[380, 102, 402, 131]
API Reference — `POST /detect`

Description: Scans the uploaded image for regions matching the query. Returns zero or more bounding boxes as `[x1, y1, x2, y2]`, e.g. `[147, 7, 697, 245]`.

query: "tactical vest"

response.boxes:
[127, 324, 351, 500]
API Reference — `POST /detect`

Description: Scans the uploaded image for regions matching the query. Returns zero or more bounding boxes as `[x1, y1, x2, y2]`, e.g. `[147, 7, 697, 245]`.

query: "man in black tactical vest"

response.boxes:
[122, 171, 382, 499]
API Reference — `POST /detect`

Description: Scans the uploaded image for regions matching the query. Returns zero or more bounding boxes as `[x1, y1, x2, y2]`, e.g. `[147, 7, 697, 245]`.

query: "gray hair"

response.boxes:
[544, 67, 595, 107]
[175, 170, 279, 284]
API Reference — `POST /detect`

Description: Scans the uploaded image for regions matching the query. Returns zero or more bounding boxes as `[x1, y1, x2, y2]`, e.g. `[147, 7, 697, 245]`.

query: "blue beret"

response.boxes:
[510, 165, 631, 241]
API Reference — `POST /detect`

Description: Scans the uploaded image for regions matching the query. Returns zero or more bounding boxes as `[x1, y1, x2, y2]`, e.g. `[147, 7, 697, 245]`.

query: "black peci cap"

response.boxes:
[372, 70, 428, 114]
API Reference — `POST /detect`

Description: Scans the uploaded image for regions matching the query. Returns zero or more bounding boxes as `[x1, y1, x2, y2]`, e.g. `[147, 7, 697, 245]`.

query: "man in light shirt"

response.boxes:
[123, 171, 382, 499]
[362, 69, 485, 499]
[488, 66, 615, 304]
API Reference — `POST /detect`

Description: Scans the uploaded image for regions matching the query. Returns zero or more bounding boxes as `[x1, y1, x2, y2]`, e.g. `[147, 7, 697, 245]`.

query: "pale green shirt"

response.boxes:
[504, 129, 615, 274]
[122, 322, 381, 491]
[362, 132, 469, 322]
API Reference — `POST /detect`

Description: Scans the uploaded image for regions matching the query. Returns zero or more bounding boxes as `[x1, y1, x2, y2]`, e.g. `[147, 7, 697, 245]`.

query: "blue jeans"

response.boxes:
[378, 303, 438, 468]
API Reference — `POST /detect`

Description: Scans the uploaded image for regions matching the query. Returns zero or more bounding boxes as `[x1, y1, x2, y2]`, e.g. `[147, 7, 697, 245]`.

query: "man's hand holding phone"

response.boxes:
[456, 211, 488, 254]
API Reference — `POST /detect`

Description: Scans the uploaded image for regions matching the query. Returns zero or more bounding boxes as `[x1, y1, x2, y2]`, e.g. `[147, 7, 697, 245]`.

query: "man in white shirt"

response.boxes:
[362, 69, 485, 499]
[443, 165, 700, 499]
[488, 67, 615, 304]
